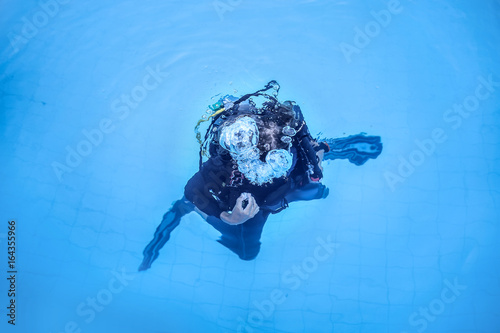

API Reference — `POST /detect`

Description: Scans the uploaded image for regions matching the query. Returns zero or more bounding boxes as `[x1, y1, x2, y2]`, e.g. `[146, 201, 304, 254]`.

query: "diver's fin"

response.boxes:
[138, 199, 194, 271]
[323, 134, 383, 165]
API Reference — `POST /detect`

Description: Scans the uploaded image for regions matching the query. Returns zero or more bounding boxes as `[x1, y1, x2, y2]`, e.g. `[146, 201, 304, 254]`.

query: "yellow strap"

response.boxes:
[194, 107, 225, 146]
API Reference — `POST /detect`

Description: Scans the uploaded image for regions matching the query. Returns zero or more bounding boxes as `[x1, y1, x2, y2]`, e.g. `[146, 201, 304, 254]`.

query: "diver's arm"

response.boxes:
[184, 164, 225, 218]
[220, 193, 259, 225]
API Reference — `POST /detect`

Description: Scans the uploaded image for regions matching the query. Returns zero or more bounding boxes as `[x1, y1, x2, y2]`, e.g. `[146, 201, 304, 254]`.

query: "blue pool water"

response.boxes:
[1, 0, 500, 332]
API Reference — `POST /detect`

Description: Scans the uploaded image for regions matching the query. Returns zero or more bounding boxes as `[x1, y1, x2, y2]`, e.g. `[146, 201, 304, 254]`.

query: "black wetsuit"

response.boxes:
[181, 132, 329, 261]
[138, 119, 328, 270]
[138, 116, 383, 270]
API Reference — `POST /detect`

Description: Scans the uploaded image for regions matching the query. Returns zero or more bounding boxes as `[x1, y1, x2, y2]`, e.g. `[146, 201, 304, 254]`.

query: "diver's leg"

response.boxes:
[322, 134, 383, 165]
[206, 211, 270, 261]
[138, 198, 194, 271]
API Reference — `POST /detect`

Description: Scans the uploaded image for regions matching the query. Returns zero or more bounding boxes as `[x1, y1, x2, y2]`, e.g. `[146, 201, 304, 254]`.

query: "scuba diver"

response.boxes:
[138, 81, 382, 271]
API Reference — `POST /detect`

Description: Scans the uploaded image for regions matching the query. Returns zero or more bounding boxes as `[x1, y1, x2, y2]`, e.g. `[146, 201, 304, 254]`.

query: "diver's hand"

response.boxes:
[220, 193, 259, 225]
[316, 149, 325, 173]
[312, 141, 329, 181]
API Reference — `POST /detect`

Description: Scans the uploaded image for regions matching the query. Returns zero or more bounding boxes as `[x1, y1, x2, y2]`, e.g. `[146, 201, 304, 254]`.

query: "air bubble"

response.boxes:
[282, 126, 297, 136]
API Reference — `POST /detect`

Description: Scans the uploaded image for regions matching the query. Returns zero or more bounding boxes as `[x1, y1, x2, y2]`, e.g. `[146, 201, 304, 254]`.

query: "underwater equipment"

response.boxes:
[322, 134, 383, 165]
[194, 101, 226, 149]
[296, 126, 323, 181]
[139, 198, 194, 271]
